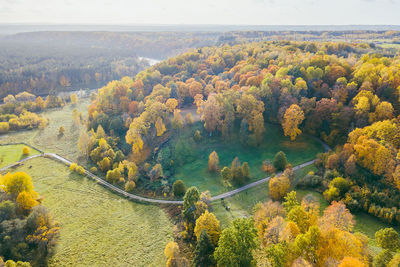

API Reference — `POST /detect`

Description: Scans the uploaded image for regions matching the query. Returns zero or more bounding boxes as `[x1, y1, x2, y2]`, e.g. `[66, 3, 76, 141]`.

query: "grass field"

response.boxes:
[0, 144, 40, 168]
[1, 157, 173, 267]
[0, 99, 90, 163]
[172, 123, 324, 195]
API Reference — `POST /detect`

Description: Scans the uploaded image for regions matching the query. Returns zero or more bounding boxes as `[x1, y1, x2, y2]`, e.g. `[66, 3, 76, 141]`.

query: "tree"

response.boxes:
[375, 228, 400, 251]
[374, 249, 393, 267]
[155, 117, 166, 137]
[193, 230, 215, 267]
[214, 218, 258, 267]
[78, 131, 90, 159]
[273, 151, 288, 171]
[294, 225, 320, 263]
[166, 98, 178, 112]
[16, 191, 38, 211]
[319, 201, 354, 232]
[282, 104, 305, 141]
[58, 126, 65, 137]
[283, 191, 299, 213]
[172, 180, 186, 197]
[35, 96, 45, 110]
[70, 93, 78, 105]
[269, 175, 290, 201]
[22, 146, 30, 156]
[164, 241, 180, 267]
[183, 186, 200, 219]
[287, 206, 313, 233]
[0, 172, 35, 196]
[208, 151, 219, 172]
[338, 257, 365, 267]
[194, 210, 221, 245]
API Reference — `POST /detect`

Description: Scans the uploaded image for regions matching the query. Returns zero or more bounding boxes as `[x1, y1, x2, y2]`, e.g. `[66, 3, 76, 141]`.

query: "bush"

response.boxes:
[22, 146, 30, 155]
[90, 167, 98, 173]
[69, 163, 78, 171]
[125, 181, 136, 192]
[173, 180, 186, 197]
[0, 122, 10, 133]
[273, 151, 288, 171]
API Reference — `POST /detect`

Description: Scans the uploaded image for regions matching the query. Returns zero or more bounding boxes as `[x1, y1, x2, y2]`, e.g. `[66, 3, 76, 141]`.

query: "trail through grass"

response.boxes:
[0, 144, 40, 168]
[1, 157, 173, 267]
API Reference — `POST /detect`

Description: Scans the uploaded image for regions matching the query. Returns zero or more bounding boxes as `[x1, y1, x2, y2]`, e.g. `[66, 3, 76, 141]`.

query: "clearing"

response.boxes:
[1, 157, 173, 267]
[170, 122, 324, 195]
[0, 144, 40, 168]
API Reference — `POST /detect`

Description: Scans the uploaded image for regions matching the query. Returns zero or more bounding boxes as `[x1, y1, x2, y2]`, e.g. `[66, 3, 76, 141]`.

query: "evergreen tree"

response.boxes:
[273, 151, 288, 171]
[193, 230, 215, 267]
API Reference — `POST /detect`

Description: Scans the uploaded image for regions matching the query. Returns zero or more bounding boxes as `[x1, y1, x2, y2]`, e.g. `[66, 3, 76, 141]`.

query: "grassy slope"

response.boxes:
[173, 123, 324, 195]
[1, 157, 173, 267]
[0, 144, 40, 168]
[0, 99, 90, 163]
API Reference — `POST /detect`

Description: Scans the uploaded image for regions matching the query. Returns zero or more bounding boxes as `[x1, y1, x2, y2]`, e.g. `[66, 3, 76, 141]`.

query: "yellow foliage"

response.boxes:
[338, 257, 365, 267]
[16, 191, 38, 211]
[282, 104, 305, 141]
[155, 117, 166, 137]
[22, 146, 30, 155]
[269, 175, 290, 201]
[194, 210, 221, 245]
[0, 172, 35, 196]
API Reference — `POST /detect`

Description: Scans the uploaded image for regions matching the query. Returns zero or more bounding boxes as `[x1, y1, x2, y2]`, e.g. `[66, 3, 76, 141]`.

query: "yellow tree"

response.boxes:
[282, 104, 305, 141]
[155, 117, 166, 136]
[70, 93, 78, 105]
[208, 151, 219, 172]
[16, 191, 38, 211]
[164, 241, 180, 267]
[166, 98, 178, 112]
[338, 257, 365, 267]
[269, 175, 290, 201]
[194, 210, 221, 245]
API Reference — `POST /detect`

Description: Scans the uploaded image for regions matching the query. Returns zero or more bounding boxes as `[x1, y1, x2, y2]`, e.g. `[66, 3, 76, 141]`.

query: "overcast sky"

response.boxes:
[0, 0, 399, 25]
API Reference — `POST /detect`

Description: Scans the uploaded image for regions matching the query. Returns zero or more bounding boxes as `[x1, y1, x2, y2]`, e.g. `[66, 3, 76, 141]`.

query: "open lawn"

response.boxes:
[0, 99, 90, 163]
[1, 157, 173, 267]
[0, 144, 40, 168]
[171, 123, 324, 195]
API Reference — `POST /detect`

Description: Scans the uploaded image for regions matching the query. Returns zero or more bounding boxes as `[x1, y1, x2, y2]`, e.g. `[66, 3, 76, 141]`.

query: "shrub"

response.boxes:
[194, 130, 202, 142]
[90, 167, 98, 173]
[173, 180, 186, 197]
[124, 181, 136, 192]
[22, 146, 30, 155]
[208, 151, 219, 172]
[273, 151, 288, 171]
[0, 122, 10, 133]
[69, 163, 78, 171]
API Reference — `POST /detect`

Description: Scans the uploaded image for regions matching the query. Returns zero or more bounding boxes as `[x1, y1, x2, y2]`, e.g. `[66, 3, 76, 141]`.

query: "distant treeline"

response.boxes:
[0, 30, 399, 99]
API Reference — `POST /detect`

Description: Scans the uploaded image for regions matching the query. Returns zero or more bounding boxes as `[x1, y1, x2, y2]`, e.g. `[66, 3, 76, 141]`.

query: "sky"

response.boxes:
[0, 0, 399, 25]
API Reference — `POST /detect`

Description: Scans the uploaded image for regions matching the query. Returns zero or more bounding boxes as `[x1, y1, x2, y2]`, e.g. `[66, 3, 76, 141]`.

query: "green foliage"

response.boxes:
[283, 191, 299, 213]
[193, 230, 215, 267]
[374, 249, 394, 267]
[172, 180, 186, 197]
[273, 151, 288, 171]
[214, 218, 258, 267]
[375, 228, 400, 250]
[183, 186, 200, 219]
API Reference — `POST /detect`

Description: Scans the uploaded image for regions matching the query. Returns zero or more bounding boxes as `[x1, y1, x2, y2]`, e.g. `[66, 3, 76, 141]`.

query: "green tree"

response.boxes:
[273, 151, 288, 171]
[375, 228, 400, 251]
[374, 249, 393, 267]
[214, 218, 258, 267]
[183, 186, 200, 219]
[172, 180, 186, 197]
[193, 230, 215, 267]
[283, 191, 299, 213]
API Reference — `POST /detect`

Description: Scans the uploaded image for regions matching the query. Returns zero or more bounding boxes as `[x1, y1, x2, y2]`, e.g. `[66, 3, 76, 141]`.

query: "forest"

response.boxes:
[1, 29, 400, 266]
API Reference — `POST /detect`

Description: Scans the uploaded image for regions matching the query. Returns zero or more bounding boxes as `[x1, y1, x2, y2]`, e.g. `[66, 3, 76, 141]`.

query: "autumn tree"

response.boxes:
[282, 104, 305, 141]
[155, 117, 166, 136]
[319, 201, 354, 231]
[208, 151, 219, 172]
[164, 241, 180, 267]
[194, 210, 221, 245]
[70, 93, 78, 105]
[22, 146, 30, 156]
[269, 175, 290, 201]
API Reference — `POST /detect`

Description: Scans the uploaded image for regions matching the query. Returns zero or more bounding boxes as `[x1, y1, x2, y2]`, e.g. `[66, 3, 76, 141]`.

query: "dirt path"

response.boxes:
[0, 141, 330, 205]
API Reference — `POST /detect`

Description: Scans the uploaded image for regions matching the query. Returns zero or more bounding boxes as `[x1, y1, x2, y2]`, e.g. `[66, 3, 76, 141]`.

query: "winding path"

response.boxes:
[0, 141, 329, 205]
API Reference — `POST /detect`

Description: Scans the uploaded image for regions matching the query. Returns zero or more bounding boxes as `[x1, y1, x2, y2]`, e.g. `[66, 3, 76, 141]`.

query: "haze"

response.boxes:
[1, 0, 399, 25]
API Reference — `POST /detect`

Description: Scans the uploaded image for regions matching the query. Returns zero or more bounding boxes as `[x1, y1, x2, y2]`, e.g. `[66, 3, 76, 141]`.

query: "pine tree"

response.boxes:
[193, 230, 215, 267]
